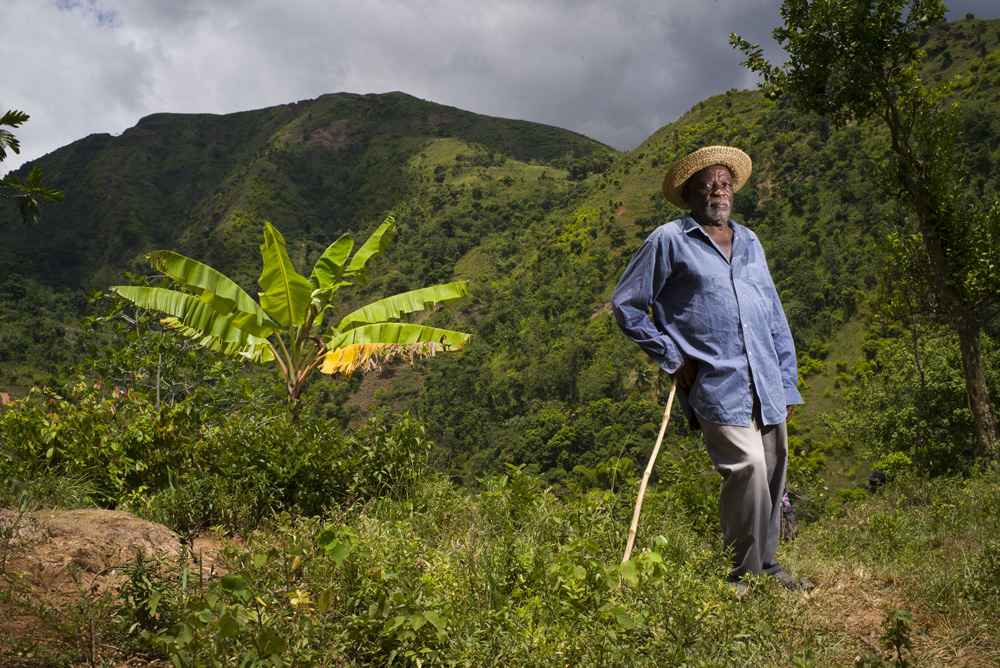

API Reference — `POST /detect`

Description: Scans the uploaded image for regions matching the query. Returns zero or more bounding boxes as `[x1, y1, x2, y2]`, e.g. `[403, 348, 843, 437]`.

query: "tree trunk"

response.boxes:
[953, 315, 997, 460]
[909, 311, 924, 469]
[910, 185, 998, 461]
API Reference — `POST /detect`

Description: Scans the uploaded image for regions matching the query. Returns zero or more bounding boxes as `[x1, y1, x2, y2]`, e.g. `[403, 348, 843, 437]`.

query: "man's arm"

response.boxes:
[610, 233, 684, 373]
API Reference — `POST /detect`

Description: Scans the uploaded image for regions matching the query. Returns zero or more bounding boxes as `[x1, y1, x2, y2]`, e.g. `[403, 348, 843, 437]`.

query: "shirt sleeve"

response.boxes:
[610, 232, 684, 373]
[765, 272, 804, 406]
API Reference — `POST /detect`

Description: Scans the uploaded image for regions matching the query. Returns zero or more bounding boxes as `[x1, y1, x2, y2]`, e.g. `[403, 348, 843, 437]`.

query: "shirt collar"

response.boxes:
[679, 213, 737, 235]
[679, 214, 751, 262]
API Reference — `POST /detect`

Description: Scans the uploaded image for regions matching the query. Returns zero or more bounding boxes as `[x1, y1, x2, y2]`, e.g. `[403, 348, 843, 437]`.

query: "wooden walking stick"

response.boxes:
[623, 375, 678, 563]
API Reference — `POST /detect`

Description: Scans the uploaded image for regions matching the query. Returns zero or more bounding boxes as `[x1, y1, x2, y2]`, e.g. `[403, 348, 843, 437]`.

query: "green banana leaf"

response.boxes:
[336, 282, 469, 332]
[309, 234, 355, 308]
[309, 234, 354, 291]
[327, 322, 471, 351]
[113, 286, 267, 348]
[258, 222, 312, 328]
[161, 317, 274, 364]
[342, 216, 396, 284]
[148, 250, 277, 337]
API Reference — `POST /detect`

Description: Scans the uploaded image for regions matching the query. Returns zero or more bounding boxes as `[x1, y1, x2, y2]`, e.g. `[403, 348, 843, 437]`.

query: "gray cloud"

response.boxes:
[3, 0, 998, 172]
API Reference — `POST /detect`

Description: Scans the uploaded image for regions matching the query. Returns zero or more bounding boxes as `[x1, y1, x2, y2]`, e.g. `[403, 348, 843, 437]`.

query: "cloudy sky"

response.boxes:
[3, 0, 998, 172]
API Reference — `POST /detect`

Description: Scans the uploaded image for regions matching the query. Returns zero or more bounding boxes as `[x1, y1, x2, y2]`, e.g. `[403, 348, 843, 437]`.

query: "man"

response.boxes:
[611, 145, 812, 593]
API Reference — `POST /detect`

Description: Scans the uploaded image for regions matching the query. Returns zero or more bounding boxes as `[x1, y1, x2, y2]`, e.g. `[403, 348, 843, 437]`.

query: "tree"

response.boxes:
[112, 216, 471, 415]
[731, 0, 999, 461]
[83, 274, 285, 414]
[823, 326, 999, 476]
[0, 110, 64, 226]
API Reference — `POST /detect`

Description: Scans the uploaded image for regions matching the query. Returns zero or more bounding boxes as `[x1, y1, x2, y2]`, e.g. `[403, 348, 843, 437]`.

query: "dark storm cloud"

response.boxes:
[2, 0, 998, 172]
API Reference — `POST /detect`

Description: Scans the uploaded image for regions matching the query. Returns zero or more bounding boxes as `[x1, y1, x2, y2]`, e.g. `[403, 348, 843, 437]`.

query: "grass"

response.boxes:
[4, 463, 999, 667]
[790, 470, 1000, 666]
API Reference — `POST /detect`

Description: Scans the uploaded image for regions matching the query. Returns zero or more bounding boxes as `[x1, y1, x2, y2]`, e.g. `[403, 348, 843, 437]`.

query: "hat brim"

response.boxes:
[661, 146, 752, 209]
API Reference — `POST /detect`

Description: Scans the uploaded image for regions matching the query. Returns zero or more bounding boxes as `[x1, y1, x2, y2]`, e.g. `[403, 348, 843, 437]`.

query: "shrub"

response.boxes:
[0, 382, 434, 532]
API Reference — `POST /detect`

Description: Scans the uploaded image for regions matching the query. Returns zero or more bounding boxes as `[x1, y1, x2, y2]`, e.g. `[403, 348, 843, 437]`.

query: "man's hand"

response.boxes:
[786, 405, 795, 423]
[676, 358, 698, 387]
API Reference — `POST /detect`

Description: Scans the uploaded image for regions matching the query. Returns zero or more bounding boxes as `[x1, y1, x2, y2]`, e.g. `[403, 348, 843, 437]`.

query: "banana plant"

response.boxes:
[112, 215, 471, 414]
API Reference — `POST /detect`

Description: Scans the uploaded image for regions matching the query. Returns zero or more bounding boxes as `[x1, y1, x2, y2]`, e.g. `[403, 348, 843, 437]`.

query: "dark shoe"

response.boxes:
[773, 570, 815, 591]
[725, 579, 749, 597]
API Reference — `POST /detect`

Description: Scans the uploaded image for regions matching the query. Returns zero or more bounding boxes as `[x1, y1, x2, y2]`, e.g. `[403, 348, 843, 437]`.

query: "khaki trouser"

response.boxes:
[699, 401, 788, 580]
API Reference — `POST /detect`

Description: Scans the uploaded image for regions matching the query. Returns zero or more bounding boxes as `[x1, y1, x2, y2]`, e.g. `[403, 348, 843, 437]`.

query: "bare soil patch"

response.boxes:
[283, 119, 354, 150]
[1, 508, 222, 667]
[426, 112, 455, 125]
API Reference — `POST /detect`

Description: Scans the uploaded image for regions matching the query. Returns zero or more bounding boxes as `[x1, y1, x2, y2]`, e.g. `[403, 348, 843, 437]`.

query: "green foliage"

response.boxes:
[803, 470, 1000, 663]
[0, 383, 198, 505]
[0, 381, 434, 531]
[656, 441, 722, 536]
[965, 539, 1000, 615]
[136, 408, 433, 533]
[874, 200, 1000, 329]
[731, 0, 945, 126]
[0, 273, 87, 394]
[823, 327, 1000, 475]
[7, 424, 1000, 666]
[571, 457, 637, 493]
[4, 24, 1000, 482]
[0, 92, 611, 291]
[733, 1, 999, 459]
[81, 274, 284, 413]
[855, 609, 915, 667]
[0, 110, 64, 226]
[100, 470, 832, 668]
[0, 477, 29, 574]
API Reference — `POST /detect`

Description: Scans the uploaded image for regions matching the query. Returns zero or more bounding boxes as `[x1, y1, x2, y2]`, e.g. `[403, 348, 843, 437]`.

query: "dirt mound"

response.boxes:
[1, 508, 220, 666]
[5, 509, 181, 588]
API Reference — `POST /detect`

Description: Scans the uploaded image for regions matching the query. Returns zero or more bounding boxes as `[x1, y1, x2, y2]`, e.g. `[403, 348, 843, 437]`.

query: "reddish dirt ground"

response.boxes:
[1, 509, 220, 667]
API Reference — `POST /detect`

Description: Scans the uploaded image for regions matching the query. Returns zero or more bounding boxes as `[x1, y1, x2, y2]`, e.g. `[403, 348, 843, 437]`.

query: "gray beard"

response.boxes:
[702, 205, 730, 226]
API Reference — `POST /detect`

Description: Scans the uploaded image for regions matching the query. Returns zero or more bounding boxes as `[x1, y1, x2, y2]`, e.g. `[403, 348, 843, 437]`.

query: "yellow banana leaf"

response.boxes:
[321, 323, 471, 375]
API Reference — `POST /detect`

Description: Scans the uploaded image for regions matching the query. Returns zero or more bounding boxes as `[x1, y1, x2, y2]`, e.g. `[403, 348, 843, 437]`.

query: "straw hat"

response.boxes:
[661, 146, 752, 208]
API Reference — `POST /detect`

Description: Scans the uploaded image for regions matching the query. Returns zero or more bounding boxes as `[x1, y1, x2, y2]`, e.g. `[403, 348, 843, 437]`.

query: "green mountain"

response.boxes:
[0, 91, 613, 290]
[2, 18, 998, 487]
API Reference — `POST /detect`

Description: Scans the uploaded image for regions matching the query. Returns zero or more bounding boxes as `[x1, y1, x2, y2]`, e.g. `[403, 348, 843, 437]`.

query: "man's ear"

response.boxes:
[681, 183, 691, 205]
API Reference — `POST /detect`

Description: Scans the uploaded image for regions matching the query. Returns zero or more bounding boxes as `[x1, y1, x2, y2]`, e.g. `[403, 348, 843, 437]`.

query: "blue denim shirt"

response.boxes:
[611, 215, 802, 428]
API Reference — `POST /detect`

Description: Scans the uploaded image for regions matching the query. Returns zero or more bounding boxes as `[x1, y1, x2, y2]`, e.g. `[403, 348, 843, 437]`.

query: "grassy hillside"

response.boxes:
[1, 20, 998, 492]
[381, 18, 1000, 493]
[0, 92, 613, 395]
[3, 418, 999, 667]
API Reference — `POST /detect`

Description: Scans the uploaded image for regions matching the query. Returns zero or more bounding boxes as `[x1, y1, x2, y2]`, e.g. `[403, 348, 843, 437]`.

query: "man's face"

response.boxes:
[682, 164, 734, 228]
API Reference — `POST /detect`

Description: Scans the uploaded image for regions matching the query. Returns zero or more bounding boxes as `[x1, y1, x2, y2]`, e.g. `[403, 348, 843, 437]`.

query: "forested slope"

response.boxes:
[1, 19, 998, 489]
[0, 91, 612, 290]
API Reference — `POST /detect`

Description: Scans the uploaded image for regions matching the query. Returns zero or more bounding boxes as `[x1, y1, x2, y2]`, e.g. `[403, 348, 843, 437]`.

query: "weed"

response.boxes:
[855, 608, 915, 667]
[0, 477, 29, 574]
